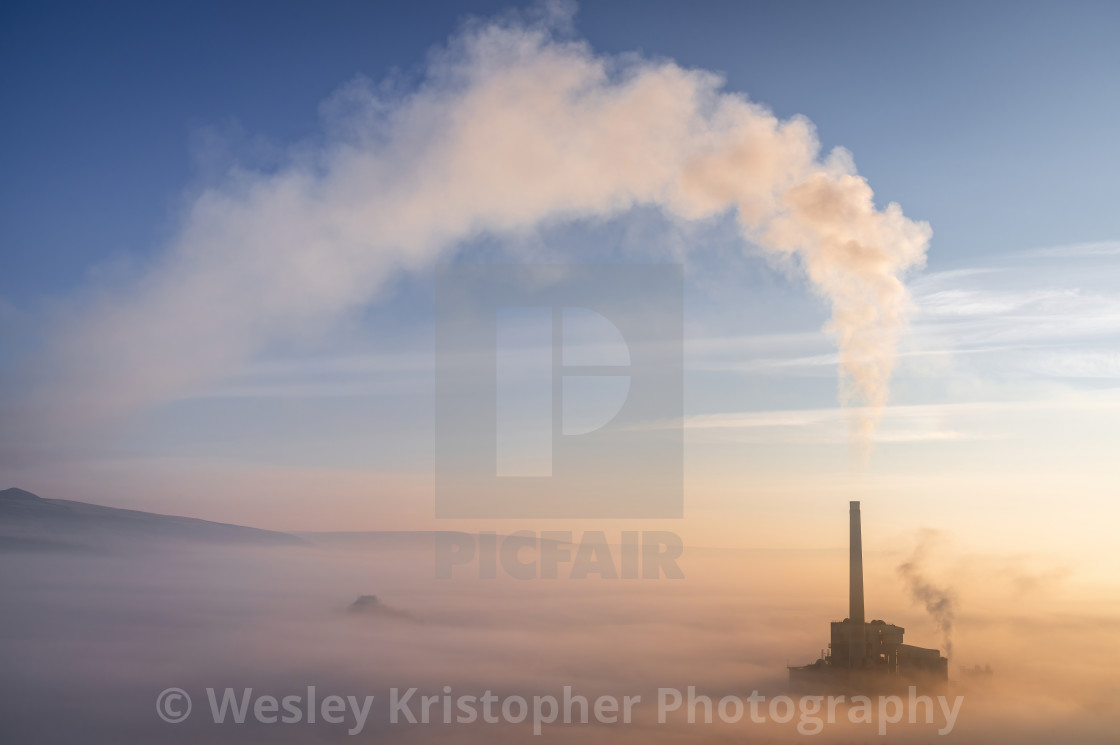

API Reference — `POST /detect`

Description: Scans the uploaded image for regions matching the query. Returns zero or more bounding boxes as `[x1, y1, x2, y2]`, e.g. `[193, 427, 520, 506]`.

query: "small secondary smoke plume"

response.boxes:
[5, 3, 929, 458]
[897, 531, 956, 659]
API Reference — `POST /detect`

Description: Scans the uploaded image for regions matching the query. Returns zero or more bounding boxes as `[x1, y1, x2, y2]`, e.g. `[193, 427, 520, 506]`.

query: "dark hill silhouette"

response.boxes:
[347, 594, 421, 622]
[0, 487, 303, 550]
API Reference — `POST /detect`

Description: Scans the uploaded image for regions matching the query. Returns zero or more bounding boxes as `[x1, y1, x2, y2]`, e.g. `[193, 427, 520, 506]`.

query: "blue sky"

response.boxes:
[3, 0, 1119, 301]
[1, 1, 1118, 565]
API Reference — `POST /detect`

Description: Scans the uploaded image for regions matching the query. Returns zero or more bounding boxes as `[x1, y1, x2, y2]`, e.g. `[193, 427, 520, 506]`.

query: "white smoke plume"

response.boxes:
[6, 4, 929, 458]
[897, 530, 957, 659]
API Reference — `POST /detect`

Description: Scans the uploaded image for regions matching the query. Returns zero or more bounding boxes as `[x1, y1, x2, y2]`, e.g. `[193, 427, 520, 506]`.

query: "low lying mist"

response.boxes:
[1, 529, 1116, 744]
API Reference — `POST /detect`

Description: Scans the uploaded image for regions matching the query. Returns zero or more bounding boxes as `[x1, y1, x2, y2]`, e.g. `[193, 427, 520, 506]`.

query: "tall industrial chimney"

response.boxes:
[849, 500, 866, 667]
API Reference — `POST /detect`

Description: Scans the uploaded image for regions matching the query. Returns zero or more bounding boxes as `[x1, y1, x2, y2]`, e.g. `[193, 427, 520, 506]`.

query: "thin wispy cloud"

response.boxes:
[676, 393, 1120, 445]
[1015, 240, 1120, 259]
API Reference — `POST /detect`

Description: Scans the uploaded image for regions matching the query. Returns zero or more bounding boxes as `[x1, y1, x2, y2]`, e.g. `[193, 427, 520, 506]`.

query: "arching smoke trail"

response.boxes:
[7, 5, 929, 457]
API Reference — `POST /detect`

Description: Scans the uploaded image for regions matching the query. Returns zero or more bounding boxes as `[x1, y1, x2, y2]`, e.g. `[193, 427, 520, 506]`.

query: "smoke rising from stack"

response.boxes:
[897, 531, 957, 659]
[6, 4, 930, 456]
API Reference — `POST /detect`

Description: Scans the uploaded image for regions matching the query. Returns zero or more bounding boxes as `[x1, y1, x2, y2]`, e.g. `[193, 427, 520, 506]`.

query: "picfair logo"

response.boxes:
[435, 264, 682, 518]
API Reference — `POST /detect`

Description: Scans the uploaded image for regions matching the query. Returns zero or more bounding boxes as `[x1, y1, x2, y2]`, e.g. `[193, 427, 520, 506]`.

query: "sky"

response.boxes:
[1, 0, 1119, 582]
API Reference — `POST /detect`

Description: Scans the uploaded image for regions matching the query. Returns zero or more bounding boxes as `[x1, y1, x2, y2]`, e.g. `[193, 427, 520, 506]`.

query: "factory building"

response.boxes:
[789, 502, 948, 693]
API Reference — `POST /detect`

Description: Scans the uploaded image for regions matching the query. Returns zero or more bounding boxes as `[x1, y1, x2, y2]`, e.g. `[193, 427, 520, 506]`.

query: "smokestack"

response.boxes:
[849, 500, 866, 667]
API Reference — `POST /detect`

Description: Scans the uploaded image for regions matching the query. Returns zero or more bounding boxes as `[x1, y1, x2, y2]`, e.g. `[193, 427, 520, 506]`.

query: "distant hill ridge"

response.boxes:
[0, 487, 303, 550]
[2, 487, 42, 501]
